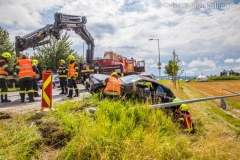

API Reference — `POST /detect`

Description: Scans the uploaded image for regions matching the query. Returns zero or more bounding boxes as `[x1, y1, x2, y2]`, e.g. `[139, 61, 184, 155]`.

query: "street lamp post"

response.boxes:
[149, 39, 161, 80]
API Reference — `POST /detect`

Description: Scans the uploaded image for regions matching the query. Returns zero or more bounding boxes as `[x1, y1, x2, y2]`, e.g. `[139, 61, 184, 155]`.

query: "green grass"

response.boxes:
[1, 89, 240, 159]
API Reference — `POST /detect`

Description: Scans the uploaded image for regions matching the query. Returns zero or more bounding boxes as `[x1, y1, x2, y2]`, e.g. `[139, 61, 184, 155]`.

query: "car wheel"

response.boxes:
[52, 83, 55, 88]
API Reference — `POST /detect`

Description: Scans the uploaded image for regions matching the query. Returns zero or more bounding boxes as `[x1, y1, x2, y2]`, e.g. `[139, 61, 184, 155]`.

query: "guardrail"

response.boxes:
[149, 92, 240, 110]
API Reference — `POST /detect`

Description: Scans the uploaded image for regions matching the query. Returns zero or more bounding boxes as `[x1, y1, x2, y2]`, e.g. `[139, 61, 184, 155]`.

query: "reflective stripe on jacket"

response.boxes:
[68, 62, 76, 78]
[0, 60, 8, 78]
[18, 59, 34, 79]
[104, 76, 122, 94]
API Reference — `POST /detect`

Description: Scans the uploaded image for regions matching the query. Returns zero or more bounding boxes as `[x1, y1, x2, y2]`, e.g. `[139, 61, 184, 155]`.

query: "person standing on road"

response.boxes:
[32, 59, 40, 97]
[15, 54, 38, 103]
[67, 55, 79, 98]
[57, 59, 68, 94]
[0, 52, 15, 103]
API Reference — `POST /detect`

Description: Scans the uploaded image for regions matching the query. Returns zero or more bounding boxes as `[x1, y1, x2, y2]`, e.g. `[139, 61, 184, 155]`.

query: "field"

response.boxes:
[184, 80, 240, 120]
[186, 81, 240, 97]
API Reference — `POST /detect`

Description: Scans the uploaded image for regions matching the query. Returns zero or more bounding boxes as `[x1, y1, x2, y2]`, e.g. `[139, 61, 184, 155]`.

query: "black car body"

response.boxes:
[85, 74, 176, 104]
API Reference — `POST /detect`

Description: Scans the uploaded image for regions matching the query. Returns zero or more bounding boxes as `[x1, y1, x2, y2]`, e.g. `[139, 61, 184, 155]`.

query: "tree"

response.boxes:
[0, 27, 15, 69]
[164, 50, 184, 88]
[32, 32, 78, 73]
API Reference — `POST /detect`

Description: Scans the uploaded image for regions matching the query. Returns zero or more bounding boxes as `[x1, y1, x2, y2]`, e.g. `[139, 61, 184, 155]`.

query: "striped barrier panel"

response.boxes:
[41, 70, 53, 110]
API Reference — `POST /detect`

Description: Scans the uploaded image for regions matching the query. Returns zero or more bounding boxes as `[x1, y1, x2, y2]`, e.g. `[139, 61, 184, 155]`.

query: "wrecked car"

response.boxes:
[85, 74, 176, 104]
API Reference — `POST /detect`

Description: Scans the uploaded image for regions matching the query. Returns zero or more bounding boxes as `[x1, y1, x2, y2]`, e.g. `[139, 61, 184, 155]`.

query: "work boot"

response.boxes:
[28, 93, 35, 103]
[20, 93, 25, 103]
[4, 95, 11, 102]
[59, 87, 65, 94]
[67, 90, 73, 98]
[34, 92, 41, 97]
[74, 89, 79, 97]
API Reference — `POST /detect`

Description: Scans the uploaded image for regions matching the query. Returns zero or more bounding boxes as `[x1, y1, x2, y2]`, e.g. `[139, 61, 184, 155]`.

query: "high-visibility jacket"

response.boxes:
[104, 76, 122, 94]
[0, 59, 8, 78]
[179, 112, 193, 132]
[58, 64, 68, 78]
[18, 59, 34, 79]
[68, 62, 76, 78]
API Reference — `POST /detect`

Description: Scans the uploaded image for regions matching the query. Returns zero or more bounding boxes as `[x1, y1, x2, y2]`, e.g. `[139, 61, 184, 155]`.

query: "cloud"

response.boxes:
[235, 58, 240, 63]
[145, 58, 155, 64]
[0, 0, 66, 27]
[188, 58, 216, 68]
[224, 58, 235, 63]
[1, 0, 240, 76]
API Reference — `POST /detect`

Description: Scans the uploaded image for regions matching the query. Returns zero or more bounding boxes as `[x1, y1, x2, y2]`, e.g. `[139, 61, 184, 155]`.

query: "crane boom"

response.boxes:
[15, 12, 95, 64]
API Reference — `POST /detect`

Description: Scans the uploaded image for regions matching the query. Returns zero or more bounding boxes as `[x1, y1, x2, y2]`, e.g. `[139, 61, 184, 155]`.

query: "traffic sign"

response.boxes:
[158, 67, 161, 69]
[157, 62, 162, 66]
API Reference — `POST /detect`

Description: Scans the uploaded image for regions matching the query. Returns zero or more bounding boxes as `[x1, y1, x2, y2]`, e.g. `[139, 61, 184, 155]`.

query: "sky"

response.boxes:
[0, 0, 240, 77]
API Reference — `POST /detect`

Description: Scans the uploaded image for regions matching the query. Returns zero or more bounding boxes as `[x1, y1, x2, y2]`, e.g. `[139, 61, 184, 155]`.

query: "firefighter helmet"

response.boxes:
[68, 55, 75, 60]
[111, 72, 118, 77]
[180, 104, 188, 111]
[21, 54, 27, 59]
[1, 52, 11, 58]
[59, 59, 65, 64]
[172, 98, 180, 102]
[32, 59, 38, 65]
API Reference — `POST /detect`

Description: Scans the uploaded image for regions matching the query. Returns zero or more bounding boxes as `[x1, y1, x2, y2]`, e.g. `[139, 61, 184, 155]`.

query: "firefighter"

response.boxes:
[15, 54, 38, 103]
[57, 59, 68, 94]
[0, 52, 14, 103]
[32, 59, 40, 97]
[177, 104, 194, 132]
[102, 72, 122, 97]
[67, 55, 79, 98]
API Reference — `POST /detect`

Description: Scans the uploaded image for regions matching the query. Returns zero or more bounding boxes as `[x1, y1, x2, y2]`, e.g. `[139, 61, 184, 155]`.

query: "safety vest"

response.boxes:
[68, 62, 76, 78]
[18, 59, 34, 79]
[179, 112, 193, 132]
[0, 60, 8, 78]
[104, 76, 122, 94]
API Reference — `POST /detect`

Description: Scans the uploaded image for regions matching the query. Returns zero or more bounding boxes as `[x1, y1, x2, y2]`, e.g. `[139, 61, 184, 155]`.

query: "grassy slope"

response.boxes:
[164, 80, 240, 159]
[0, 81, 240, 159]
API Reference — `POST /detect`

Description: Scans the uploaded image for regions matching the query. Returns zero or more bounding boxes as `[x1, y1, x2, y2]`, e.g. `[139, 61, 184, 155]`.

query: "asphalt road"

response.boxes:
[0, 84, 91, 113]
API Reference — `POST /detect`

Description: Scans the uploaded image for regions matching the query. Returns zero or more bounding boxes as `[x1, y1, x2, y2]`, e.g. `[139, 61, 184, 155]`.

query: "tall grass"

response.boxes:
[0, 117, 41, 159]
[1, 86, 240, 159]
[51, 97, 191, 159]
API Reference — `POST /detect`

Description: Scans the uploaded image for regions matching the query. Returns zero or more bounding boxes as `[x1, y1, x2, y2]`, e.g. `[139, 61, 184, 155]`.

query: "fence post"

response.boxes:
[41, 70, 53, 111]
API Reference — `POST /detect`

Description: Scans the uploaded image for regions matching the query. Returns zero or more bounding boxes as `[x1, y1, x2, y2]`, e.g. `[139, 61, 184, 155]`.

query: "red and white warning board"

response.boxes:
[41, 70, 53, 110]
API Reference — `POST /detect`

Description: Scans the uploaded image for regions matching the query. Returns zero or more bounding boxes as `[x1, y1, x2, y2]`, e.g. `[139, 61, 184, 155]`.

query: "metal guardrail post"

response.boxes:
[221, 98, 227, 110]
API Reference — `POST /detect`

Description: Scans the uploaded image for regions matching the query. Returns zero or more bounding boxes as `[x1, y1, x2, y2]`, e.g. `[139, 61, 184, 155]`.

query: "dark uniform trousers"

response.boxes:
[67, 78, 78, 98]
[60, 77, 68, 94]
[33, 78, 40, 97]
[19, 78, 34, 102]
[0, 79, 9, 102]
